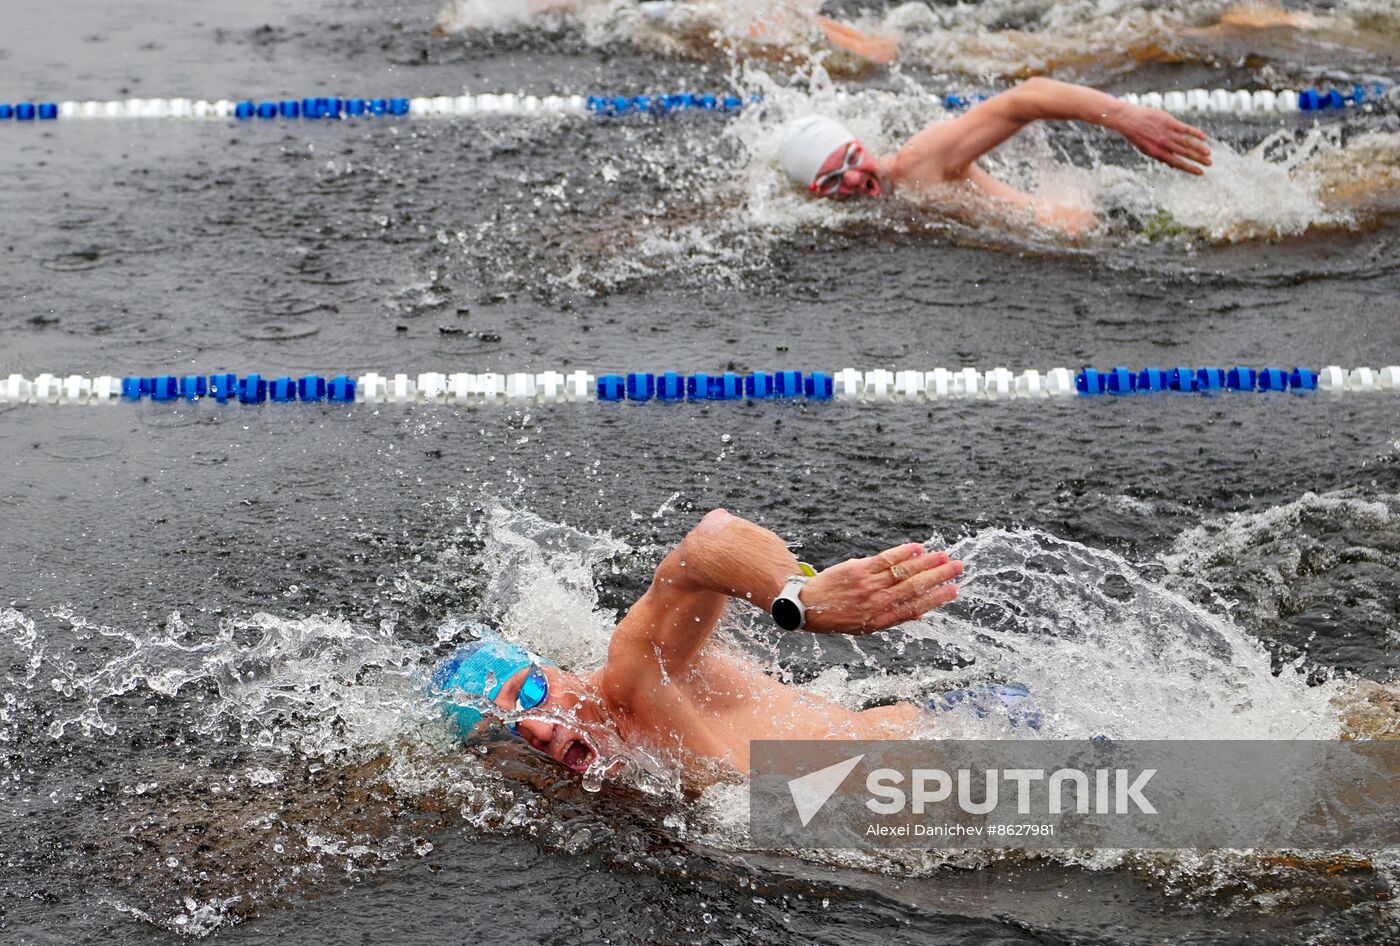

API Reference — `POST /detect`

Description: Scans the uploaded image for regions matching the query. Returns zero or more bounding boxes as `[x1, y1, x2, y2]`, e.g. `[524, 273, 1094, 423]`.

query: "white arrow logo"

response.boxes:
[787, 754, 865, 827]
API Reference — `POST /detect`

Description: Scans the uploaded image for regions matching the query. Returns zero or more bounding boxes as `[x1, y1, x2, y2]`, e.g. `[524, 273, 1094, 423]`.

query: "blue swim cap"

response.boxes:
[432, 636, 550, 737]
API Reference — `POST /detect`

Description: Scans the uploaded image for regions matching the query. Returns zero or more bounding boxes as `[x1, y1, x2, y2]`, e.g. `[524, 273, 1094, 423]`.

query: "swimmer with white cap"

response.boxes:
[778, 77, 1211, 234]
[433, 510, 970, 781]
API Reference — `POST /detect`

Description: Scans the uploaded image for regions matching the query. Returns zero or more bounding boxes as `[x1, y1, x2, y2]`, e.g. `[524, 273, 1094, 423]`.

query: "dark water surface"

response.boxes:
[3, 1, 1399, 944]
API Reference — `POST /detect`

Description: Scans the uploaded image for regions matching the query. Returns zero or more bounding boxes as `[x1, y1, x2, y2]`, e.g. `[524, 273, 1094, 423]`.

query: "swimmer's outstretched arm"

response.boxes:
[816, 15, 898, 64]
[891, 76, 1212, 186]
[608, 510, 963, 677]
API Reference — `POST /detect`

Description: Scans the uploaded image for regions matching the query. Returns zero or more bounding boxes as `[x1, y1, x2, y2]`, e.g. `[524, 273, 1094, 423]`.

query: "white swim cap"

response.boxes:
[778, 116, 857, 190]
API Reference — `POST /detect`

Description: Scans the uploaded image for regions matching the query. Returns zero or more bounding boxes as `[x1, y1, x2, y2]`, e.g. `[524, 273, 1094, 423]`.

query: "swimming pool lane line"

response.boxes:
[945, 85, 1392, 118]
[0, 84, 1391, 125]
[3, 366, 1398, 407]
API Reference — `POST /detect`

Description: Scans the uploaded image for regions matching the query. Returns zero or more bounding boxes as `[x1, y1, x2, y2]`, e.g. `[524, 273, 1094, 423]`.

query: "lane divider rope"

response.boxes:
[945, 84, 1392, 117]
[0, 83, 1390, 124]
[3, 367, 1398, 406]
[0, 93, 743, 122]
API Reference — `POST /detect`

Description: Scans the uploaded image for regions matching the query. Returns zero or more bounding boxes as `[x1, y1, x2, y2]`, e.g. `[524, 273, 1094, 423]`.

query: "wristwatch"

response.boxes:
[771, 562, 818, 631]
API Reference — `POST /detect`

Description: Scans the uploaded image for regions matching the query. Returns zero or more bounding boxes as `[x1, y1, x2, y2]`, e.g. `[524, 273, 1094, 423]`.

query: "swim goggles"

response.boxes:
[516, 665, 549, 711]
[509, 664, 550, 734]
[812, 141, 865, 195]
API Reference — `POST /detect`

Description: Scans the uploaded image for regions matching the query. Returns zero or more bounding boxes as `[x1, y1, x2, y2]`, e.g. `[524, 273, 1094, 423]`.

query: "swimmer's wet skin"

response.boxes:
[435, 509, 965, 779]
[778, 76, 1211, 234]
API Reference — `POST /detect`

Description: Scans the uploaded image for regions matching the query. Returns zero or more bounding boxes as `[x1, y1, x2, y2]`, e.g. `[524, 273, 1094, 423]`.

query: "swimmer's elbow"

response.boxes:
[659, 509, 742, 590]
[681, 508, 735, 560]
[694, 508, 735, 536]
[653, 510, 727, 589]
[998, 76, 1056, 122]
[1017, 76, 1055, 96]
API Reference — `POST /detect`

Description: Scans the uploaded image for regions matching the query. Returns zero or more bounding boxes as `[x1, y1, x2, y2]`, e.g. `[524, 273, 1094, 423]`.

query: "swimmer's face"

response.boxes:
[494, 665, 601, 774]
[813, 141, 885, 199]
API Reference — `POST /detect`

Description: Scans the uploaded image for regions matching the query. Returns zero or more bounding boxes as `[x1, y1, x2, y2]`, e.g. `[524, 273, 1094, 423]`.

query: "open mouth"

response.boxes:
[561, 739, 594, 773]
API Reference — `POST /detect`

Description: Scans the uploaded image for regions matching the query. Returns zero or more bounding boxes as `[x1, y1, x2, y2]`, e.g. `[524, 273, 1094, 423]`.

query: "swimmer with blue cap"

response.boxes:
[778, 76, 1211, 235]
[431, 635, 604, 772]
[433, 509, 996, 781]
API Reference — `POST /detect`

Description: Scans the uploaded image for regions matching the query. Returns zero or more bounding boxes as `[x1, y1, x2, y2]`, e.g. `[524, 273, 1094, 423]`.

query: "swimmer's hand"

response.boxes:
[1113, 105, 1212, 175]
[803, 544, 963, 635]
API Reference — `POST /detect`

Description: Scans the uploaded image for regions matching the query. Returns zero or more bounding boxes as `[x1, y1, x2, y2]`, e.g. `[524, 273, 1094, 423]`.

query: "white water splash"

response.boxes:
[3, 502, 1366, 776]
[474, 504, 627, 671]
[435, 0, 1400, 80]
[1160, 489, 1400, 638]
[435, 0, 579, 33]
[751, 526, 1346, 744]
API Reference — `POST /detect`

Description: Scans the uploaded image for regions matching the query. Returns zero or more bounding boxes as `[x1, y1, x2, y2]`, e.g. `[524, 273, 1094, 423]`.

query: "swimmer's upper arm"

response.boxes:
[604, 514, 732, 696]
[893, 94, 1033, 184]
[605, 510, 793, 692]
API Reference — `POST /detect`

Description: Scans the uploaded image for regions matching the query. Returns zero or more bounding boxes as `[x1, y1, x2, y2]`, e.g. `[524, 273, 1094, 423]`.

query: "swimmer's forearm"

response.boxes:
[997, 76, 1129, 133]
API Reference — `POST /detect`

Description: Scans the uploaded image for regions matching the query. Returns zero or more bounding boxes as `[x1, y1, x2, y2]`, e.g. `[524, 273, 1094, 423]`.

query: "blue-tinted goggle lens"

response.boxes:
[516, 666, 549, 711]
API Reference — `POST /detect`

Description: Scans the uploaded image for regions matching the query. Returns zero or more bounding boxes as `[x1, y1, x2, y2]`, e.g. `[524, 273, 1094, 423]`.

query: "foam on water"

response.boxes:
[1160, 489, 1400, 652]
[437, 0, 829, 53]
[1093, 128, 1354, 242]
[435, 0, 573, 33]
[841, 0, 1400, 79]
[434, 0, 1400, 82]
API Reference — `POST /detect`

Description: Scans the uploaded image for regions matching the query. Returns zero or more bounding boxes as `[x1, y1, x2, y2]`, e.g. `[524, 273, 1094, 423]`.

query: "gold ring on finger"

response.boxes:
[889, 564, 907, 581]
